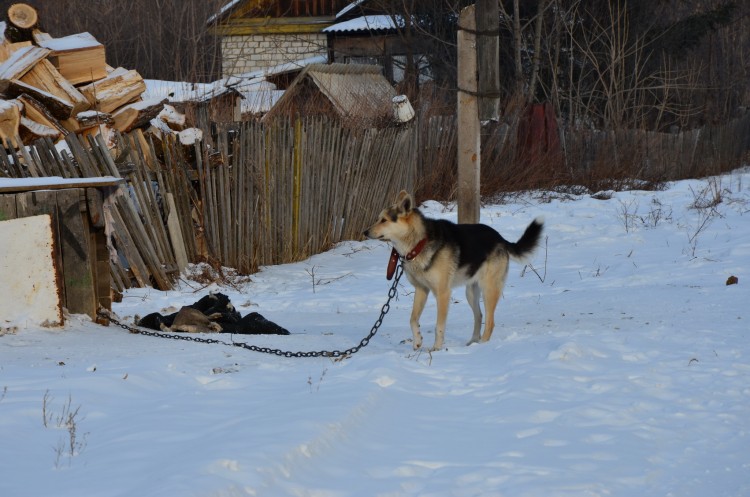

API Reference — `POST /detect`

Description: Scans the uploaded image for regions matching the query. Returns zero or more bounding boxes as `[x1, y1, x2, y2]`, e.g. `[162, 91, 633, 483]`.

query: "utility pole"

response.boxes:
[476, 0, 500, 121]
[457, 5, 480, 224]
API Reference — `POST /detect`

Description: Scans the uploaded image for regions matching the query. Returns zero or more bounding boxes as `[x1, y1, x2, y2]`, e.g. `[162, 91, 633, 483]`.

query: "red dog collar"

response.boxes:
[387, 238, 428, 280]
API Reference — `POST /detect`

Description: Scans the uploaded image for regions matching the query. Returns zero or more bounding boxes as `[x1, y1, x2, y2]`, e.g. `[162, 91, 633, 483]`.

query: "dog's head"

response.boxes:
[363, 190, 416, 242]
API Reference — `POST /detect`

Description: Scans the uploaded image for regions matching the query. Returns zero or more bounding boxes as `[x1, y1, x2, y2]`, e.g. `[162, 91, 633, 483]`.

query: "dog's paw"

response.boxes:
[412, 332, 423, 350]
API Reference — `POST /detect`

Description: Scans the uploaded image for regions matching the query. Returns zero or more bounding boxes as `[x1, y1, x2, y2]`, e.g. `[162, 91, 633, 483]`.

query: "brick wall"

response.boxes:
[221, 33, 328, 76]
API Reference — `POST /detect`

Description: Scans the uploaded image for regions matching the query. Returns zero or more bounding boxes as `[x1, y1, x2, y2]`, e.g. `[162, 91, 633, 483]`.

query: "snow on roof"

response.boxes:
[324, 15, 400, 33]
[206, 0, 243, 25]
[38, 32, 102, 51]
[336, 0, 367, 19]
[145, 55, 327, 116]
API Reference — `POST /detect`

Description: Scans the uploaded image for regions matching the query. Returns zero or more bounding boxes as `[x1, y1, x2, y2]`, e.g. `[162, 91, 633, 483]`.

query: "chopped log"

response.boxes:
[78, 67, 146, 113]
[19, 58, 89, 116]
[32, 29, 52, 43]
[4, 3, 38, 43]
[0, 45, 50, 91]
[5, 78, 73, 119]
[39, 32, 107, 85]
[17, 93, 68, 138]
[19, 115, 60, 142]
[0, 40, 31, 64]
[112, 98, 167, 133]
[75, 110, 114, 128]
[0, 98, 21, 143]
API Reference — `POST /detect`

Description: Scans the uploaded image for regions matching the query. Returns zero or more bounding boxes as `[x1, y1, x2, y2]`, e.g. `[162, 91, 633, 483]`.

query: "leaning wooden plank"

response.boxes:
[0, 45, 50, 90]
[115, 195, 171, 290]
[165, 192, 189, 272]
[38, 32, 107, 85]
[19, 58, 89, 116]
[55, 188, 97, 317]
[106, 198, 149, 287]
[78, 68, 146, 113]
[125, 139, 174, 267]
[111, 98, 167, 133]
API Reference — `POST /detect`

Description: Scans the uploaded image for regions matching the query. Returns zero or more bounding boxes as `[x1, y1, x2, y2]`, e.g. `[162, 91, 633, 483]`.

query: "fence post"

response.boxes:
[292, 117, 302, 254]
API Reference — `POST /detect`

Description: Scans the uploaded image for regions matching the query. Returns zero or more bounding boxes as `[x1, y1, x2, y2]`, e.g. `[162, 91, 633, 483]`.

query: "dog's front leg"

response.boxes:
[432, 288, 451, 351]
[410, 286, 429, 349]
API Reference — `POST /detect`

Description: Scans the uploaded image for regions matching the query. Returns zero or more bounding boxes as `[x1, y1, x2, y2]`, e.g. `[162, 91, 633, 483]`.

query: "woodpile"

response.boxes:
[0, 3, 169, 148]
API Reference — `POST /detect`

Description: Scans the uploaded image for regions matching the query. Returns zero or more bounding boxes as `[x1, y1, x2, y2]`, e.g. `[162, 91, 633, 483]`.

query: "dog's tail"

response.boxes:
[507, 217, 544, 260]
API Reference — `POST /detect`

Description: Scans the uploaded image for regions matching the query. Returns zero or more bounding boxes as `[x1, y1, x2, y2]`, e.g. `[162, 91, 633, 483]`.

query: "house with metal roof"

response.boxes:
[209, 1, 425, 85]
[208, 0, 350, 77]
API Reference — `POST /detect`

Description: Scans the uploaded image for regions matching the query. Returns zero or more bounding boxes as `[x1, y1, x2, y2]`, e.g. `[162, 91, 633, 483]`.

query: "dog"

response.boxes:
[364, 190, 543, 350]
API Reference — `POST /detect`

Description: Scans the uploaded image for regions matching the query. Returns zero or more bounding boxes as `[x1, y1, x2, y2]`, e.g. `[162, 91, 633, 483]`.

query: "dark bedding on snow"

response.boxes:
[136, 293, 290, 335]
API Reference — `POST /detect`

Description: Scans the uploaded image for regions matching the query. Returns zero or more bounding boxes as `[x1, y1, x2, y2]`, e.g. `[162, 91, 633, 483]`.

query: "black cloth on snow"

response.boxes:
[136, 292, 290, 335]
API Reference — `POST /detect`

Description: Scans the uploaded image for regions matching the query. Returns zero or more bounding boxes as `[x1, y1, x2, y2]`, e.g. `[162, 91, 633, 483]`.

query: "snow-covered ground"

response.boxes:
[2, 171, 749, 497]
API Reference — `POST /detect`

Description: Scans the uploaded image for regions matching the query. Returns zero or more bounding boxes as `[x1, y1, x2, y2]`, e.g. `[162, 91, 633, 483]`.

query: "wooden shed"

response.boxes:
[262, 63, 397, 125]
[0, 177, 121, 326]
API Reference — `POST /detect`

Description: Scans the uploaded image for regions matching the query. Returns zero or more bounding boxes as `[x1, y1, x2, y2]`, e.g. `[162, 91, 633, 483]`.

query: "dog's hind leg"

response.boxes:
[466, 282, 482, 345]
[480, 273, 506, 343]
[410, 286, 429, 350]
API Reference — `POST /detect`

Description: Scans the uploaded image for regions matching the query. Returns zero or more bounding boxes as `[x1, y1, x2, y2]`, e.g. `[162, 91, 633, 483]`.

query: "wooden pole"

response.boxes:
[457, 5, 480, 224]
[475, 0, 500, 121]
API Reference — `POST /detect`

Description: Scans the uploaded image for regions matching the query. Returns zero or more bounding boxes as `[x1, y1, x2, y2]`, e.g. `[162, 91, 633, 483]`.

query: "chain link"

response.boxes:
[100, 262, 404, 359]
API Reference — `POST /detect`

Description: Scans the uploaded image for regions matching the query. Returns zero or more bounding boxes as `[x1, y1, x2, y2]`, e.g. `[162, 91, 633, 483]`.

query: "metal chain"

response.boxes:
[100, 262, 404, 359]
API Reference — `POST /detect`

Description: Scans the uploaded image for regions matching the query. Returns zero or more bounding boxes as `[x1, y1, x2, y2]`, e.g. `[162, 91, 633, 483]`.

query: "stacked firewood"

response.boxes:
[0, 3, 172, 147]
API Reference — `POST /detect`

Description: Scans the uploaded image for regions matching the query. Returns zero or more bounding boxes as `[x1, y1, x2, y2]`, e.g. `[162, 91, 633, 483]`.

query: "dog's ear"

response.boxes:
[395, 190, 413, 214]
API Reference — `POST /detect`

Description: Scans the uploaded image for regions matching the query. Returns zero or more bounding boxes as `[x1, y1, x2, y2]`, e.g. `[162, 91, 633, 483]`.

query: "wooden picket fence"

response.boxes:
[0, 117, 418, 289]
[200, 117, 417, 272]
[3, 112, 746, 292]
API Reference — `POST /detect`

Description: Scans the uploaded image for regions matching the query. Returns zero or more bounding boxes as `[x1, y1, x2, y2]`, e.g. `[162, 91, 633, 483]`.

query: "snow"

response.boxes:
[0, 176, 121, 191]
[1, 170, 749, 497]
[39, 32, 102, 52]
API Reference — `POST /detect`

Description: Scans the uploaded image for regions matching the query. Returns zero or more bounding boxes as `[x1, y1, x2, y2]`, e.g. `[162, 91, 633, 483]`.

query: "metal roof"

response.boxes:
[323, 15, 400, 33]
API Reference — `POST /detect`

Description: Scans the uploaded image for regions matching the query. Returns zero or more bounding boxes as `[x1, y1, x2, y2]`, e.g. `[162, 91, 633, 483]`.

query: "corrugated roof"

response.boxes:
[323, 15, 399, 33]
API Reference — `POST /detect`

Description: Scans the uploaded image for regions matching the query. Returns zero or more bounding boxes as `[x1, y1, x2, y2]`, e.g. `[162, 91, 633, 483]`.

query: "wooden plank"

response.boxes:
[165, 193, 189, 272]
[0, 193, 18, 220]
[0, 177, 123, 193]
[106, 199, 149, 287]
[115, 195, 171, 290]
[55, 188, 96, 317]
[92, 225, 111, 314]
